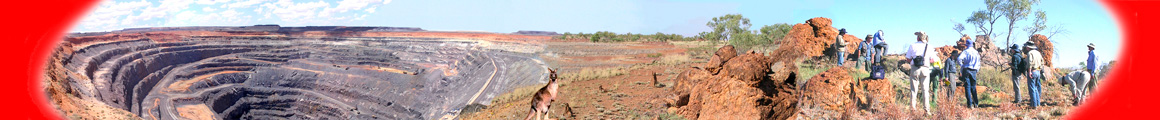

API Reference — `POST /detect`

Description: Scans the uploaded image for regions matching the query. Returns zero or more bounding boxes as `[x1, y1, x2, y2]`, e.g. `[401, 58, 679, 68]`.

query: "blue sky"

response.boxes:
[73, 0, 1120, 68]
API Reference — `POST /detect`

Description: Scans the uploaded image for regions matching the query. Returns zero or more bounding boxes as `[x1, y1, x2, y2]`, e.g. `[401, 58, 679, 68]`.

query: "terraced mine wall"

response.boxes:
[47, 26, 552, 119]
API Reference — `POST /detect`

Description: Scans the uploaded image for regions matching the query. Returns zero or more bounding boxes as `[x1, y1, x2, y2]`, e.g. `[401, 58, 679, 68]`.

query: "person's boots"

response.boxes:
[1014, 92, 1021, 104]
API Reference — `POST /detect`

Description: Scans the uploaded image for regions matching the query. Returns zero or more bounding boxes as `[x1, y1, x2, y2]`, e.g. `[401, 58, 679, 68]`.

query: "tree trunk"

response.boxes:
[1007, 22, 1015, 49]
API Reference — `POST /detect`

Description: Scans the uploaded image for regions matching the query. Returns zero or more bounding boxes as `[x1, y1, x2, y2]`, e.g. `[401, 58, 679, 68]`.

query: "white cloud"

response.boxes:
[76, 0, 152, 32]
[225, 0, 267, 8]
[73, 0, 393, 32]
[363, 7, 376, 13]
[355, 14, 368, 20]
[195, 0, 231, 5]
[257, 0, 390, 24]
[203, 7, 217, 12]
[219, 10, 245, 22]
[321, 0, 386, 17]
[166, 9, 251, 26]
[124, 0, 194, 25]
[263, 0, 330, 21]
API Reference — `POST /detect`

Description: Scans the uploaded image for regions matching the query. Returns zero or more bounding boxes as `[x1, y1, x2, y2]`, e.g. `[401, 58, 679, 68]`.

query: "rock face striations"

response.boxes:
[668, 45, 802, 119]
[666, 17, 883, 119]
[46, 26, 553, 119]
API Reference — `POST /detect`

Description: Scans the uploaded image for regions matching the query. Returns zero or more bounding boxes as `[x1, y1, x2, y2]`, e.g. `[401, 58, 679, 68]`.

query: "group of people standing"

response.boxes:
[900, 31, 982, 114]
[851, 30, 888, 71]
[838, 30, 1102, 115]
[1006, 41, 1048, 109]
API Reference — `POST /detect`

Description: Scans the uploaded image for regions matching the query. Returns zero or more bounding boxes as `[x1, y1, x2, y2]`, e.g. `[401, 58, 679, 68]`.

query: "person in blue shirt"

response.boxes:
[958, 38, 981, 108]
[873, 30, 888, 65]
[1086, 43, 1100, 92]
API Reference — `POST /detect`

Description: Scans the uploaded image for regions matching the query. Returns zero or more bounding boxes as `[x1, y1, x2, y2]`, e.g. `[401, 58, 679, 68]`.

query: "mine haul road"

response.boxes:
[51, 31, 550, 120]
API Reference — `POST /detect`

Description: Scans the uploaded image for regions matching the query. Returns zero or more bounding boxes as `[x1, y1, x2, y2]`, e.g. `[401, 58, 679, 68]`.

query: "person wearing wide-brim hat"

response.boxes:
[857, 34, 875, 71]
[1006, 44, 1027, 104]
[1084, 43, 1101, 96]
[905, 31, 938, 114]
[1022, 40, 1046, 108]
[835, 28, 849, 66]
[1023, 41, 1038, 50]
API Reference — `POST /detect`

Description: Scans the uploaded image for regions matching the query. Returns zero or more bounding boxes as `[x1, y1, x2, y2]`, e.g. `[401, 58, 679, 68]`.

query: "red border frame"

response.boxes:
[0, 0, 1154, 119]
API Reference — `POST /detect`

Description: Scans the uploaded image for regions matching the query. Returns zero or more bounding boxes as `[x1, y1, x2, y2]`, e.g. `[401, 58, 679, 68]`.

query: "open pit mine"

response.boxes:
[45, 25, 555, 119]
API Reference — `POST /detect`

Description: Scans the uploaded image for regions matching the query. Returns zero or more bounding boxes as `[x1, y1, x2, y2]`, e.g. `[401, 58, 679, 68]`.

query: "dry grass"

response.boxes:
[796, 59, 833, 82]
[672, 41, 723, 60]
[489, 85, 547, 107]
[647, 53, 663, 58]
[975, 67, 1011, 105]
[485, 64, 646, 115]
[748, 44, 781, 54]
[847, 67, 870, 80]
[560, 65, 641, 83]
[652, 54, 692, 66]
[667, 41, 716, 47]
[933, 89, 973, 119]
[465, 62, 670, 120]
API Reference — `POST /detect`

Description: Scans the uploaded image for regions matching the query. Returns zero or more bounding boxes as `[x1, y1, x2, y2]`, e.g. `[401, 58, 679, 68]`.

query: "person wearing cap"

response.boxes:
[904, 31, 939, 114]
[938, 36, 965, 101]
[1085, 43, 1100, 92]
[958, 37, 982, 108]
[942, 50, 960, 100]
[835, 28, 849, 66]
[1060, 69, 1092, 106]
[1023, 41, 1045, 108]
[858, 34, 874, 71]
[1007, 44, 1026, 104]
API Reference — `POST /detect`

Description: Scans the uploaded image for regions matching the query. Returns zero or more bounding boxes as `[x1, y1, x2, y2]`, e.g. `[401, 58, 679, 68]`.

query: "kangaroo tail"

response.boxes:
[524, 108, 536, 120]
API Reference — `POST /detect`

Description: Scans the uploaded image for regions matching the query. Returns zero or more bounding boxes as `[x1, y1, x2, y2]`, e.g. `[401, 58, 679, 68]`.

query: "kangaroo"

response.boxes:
[525, 68, 559, 120]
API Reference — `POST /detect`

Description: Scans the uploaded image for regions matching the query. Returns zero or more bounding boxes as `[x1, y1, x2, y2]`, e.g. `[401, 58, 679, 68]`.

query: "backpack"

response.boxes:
[912, 43, 930, 67]
[870, 65, 886, 79]
[1010, 54, 1026, 74]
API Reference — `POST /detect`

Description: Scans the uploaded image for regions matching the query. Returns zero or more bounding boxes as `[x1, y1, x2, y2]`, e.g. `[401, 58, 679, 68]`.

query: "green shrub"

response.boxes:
[566, 31, 695, 42]
[796, 60, 832, 81]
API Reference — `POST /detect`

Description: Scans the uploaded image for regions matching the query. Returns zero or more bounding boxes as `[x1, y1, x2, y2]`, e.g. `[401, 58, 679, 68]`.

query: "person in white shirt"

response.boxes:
[904, 31, 939, 114]
[1024, 41, 1045, 108]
